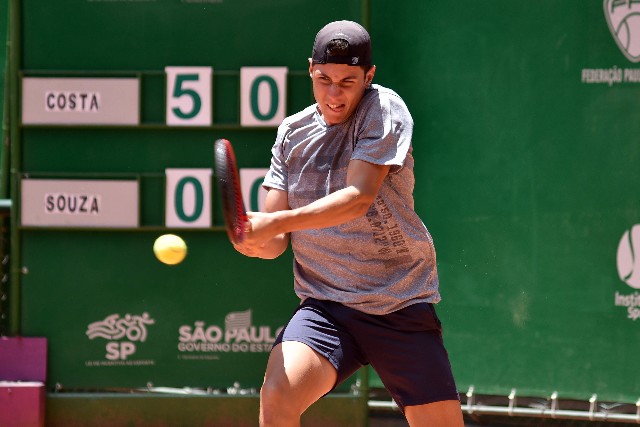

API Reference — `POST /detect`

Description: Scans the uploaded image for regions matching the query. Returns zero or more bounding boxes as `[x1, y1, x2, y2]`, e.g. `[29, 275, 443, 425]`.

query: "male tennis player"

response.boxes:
[234, 20, 464, 427]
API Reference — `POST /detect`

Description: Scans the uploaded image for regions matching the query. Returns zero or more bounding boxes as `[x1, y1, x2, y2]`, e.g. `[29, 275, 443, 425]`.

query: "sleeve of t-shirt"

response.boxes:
[262, 123, 288, 192]
[350, 89, 414, 174]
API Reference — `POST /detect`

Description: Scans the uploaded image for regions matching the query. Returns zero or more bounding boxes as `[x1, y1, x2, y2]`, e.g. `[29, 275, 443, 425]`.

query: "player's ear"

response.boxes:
[365, 65, 376, 85]
[308, 58, 313, 77]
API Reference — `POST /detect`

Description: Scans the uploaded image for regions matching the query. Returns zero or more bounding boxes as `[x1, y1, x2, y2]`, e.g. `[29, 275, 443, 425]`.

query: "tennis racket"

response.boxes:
[214, 138, 249, 244]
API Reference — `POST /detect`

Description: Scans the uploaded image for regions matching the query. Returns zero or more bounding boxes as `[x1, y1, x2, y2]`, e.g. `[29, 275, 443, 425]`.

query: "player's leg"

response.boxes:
[260, 341, 337, 427]
[349, 302, 463, 425]
[404, 400, 464, 427]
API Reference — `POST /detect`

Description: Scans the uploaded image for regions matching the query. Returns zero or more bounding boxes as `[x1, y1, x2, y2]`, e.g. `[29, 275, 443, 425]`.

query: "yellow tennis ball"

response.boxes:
[153, 234, 187, 265]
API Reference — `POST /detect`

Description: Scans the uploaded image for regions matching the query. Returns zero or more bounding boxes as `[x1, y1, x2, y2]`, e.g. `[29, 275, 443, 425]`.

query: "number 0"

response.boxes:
[174, 177, 204, 222]
[250, 76, 279, 121]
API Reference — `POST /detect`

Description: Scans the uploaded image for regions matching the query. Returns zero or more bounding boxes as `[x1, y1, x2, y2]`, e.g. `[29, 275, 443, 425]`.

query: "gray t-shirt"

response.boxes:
[263, 84, 440, 315]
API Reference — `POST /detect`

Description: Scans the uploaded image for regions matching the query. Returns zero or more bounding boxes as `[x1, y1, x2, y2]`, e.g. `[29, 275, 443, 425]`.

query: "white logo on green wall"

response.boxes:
[615, 225, 640, 321]
[85, 313, 156, 363]
[177, 309, 283, 355]
[604, 0, 640, 63]
[617, 224, 640, 289]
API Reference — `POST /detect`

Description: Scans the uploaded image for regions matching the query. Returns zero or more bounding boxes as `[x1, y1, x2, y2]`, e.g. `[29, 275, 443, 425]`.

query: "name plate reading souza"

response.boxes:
[21, 179, 139, 228]
[22, 78, 140, 125]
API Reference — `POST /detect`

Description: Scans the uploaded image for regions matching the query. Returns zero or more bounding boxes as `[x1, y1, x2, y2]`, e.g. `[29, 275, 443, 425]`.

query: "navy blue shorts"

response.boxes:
[273, 298, 459, 411]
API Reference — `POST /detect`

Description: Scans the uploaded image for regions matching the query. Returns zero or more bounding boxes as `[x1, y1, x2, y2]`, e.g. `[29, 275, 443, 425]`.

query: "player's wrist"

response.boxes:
[270, 209, 293, 235]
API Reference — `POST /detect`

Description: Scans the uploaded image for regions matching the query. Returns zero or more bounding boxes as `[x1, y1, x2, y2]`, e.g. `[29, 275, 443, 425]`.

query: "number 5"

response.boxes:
[172, 74, 201, 119]
[165, 67, 212, 126]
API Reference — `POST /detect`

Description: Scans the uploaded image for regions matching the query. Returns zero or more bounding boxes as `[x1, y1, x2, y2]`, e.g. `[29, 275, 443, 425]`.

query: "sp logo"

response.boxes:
[86, 312, 155, 361]
[617, 225, 640, 289]
[604, 0, 640, 63]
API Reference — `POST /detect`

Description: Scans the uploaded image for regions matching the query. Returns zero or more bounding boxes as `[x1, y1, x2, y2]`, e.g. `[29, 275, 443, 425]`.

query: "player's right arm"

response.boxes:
[234, 188, 290, 259]
[241, 159, 389, 253]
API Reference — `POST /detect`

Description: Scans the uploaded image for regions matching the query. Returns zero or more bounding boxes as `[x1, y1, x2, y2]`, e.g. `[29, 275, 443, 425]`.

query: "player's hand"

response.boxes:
[233, 212, 288, 259]
[232, 218, 259, 257]
[243, 211, 275, 246]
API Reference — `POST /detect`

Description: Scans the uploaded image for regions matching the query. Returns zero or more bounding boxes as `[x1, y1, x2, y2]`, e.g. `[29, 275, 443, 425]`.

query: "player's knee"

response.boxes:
[259, 378, 300, 422]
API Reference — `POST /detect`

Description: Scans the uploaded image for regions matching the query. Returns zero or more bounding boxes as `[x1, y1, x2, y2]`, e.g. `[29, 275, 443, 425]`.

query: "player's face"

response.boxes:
[309, 62, 376, 126]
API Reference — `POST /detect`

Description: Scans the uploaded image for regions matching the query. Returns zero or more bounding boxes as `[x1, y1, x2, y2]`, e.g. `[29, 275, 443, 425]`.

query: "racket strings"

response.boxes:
[215, 139, 248, 244]
[225, 146, 246, 240]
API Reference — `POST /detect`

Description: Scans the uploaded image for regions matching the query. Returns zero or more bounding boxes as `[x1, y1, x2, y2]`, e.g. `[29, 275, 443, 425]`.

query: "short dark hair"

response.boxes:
[325, 39, 350, 57]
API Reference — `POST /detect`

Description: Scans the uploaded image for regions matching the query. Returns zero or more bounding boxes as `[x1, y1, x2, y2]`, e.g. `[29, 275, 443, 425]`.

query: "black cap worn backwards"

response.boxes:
[311, 20, 372, 66]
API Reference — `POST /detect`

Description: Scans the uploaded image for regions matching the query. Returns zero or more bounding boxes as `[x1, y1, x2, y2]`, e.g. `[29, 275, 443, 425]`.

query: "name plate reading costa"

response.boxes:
[22, 78, 140, 125]
[21, 179, 139, 227]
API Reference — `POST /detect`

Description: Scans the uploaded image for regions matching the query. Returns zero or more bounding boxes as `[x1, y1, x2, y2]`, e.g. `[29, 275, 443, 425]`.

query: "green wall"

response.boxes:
[9, 0, 640, 407]
[372, 0, 640, 403]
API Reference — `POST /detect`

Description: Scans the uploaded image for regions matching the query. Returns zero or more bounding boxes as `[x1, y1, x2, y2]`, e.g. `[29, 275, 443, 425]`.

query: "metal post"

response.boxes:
[8, 0, 21, 336]
[589, 394, 598, 421]
[466, 385, 475, 414]
[361, 0, 370, 30]
[550, 391, 558, 418]
[0, 2, 11, 336]
[508, 388, 517, 416]
[358, 366, 370, 426]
